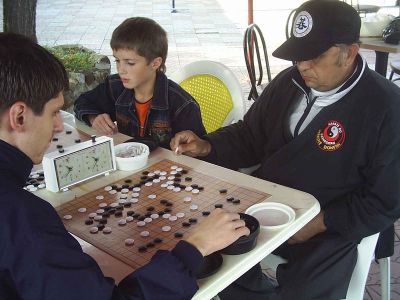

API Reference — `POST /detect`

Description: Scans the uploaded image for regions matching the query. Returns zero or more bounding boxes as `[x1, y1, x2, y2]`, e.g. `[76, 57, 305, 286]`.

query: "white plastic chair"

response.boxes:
[261, 232, 390, 300]
[170, 60, 245, 133]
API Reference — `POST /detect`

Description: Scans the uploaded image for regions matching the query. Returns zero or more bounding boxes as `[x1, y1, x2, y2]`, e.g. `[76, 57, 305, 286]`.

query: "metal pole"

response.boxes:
[171, 0, 177, 13]
[248, 0, 253, 25]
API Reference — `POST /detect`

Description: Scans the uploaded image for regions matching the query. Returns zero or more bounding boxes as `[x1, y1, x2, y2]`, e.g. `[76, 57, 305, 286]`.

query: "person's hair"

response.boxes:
[0, 33, 69, 116]
[110, 17, 168, 73]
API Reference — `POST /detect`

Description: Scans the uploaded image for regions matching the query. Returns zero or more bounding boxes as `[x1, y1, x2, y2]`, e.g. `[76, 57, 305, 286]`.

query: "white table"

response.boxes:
[36, 120, 320, 299]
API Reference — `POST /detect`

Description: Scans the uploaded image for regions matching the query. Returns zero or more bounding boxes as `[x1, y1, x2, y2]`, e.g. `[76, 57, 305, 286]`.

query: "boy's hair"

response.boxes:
[111, 17, 168, 73]
[0, 33, 69, 116]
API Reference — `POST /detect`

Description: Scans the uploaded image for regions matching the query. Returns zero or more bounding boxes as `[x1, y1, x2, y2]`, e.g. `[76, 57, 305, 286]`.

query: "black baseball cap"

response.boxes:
[272, 0, 361, 62]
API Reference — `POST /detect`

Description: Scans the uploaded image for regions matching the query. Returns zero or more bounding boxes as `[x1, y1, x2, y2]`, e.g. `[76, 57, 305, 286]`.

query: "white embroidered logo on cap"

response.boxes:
[293, 11, 313, 38]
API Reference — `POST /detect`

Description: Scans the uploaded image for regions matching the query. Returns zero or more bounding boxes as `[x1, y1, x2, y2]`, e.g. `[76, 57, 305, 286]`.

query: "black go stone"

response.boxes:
[146, 242, 155, 248]
[191, 184, 198, 189]
[174, 232, 184, 238]
[116, 187, 122, 192]
[138, 216, 146, 221]
[160, 199, 168, 204]
[147, 206, 155, 211]
[158, 211, 165, 216]
[138, 246, 147, 252]
[198, 186, 204, 191]
[232, 199, 241, 204]
[133, 213, 140, 219]
[181, 170, 188, 174]
[173, 178, 181, 182]
[145, 212, 152, 217]
[164, 208, 172, 213]
[85, 219, 93, 225]
[182, 222, 191, 227]
[97, 224, 105, 231]
[56, 144, 63, 149]
[114, 211, 123, 217]
[52, 137, 58, 141]
[175, 173, 182, 177]
[116, 205, 124, 211]
[215, 204, 223, 208]
[165, 202, 173, 207]
[102, 213, 110, 218]
[127, 211, 135, 216]
[179, 185, 186, 189]
[153, 237, 163, 243]
[122, 184, 129, 189]
[99, 219, 107, 224]
[65, 130, 72, 134]
[185, 177, 192, 182]
[142, 171, 149, 175]
[58, 149, 64, 153]
[124, 203, 132, 208]
[189, 218, 197, 223]
[111, 184, 118, 189]
[219, 189, 228, 194]
[227, 197, 234, 202]
[202, 211, 210, 216]
[108, 209, 116, 215]
[125, 179, 132, 183]
[75, 139, 81, 143]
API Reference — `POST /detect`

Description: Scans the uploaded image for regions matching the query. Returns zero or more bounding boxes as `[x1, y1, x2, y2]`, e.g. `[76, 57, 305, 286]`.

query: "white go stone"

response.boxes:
[118, 219, 127, 226]
[63, 214, 72, 220]
[162, 213, 171, 219]
[190, 204, 199, 211]
[90, 227, 99, 234]
[176, 212, 185, 218]
[104, 186, 112, 191]
[167, 185, 174, 190]
[145, 182, 153, 187]
[150, 214, 159, 219]
[173, 187, 181, 192]
[144, 217, 153, 223]
[126, 216, 134, 222]
[109, 190, 117, 195]
[169, 216, 178, 221]
[140, 231, 150, 237]
[185, 186, 193, 192]
[148, 194, 157, 199]
[133, 187, 141, 192]
[132, 192, 140, 197]
[183, 196, 192, 203]
[96, 195, 104, 200]
[88, 212, 97, 219]
[176, 167, 183, 172]
[160, 171, 167, 176]
[121, 188, 129, 193]
[125, 238, 135, 246]
[99, 203, 107, 208]
[159, 176, 166, 181]
[130, 198, 139, 203]
[96, 209, 105, 214]
[171, 165, 178, 170]
[162, 226, 171, 232]
[78, 207, 87, 213]
[137, 221, 146, 227]
[161, 183, 168, 188]
[103, 227, 112, 234]
[192, 189, 200, 194]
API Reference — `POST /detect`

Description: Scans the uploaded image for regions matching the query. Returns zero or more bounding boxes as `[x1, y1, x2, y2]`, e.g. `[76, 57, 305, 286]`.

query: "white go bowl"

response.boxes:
[114, 142, 150, 171]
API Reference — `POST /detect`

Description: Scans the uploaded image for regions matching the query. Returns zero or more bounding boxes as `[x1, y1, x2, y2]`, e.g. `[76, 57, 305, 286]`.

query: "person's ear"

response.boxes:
[346, 43, 360, 66]
[8, 101, 28, 132]
[151, 57, 163, 70]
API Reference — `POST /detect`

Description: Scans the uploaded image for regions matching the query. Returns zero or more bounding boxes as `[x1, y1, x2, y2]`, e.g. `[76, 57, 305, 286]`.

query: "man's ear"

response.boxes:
[8, 101, 28, 131]
[151, 57, 163, 70]
[346, 43, 360, 65]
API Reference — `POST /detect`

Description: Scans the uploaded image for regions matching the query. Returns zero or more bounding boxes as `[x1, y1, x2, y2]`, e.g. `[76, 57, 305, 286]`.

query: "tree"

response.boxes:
[3, 0, 37, 42]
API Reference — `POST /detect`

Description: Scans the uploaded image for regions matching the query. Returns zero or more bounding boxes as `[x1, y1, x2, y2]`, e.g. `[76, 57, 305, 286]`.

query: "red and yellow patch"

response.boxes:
[315, 120, 346, 151]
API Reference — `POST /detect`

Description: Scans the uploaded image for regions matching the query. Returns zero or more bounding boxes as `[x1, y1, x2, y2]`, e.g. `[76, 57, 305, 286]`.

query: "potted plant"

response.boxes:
[46, 45, 111, 112]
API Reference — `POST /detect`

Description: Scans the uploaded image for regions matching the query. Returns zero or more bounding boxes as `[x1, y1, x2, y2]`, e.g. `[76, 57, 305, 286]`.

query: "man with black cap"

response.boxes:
[170, 0, 400, 299]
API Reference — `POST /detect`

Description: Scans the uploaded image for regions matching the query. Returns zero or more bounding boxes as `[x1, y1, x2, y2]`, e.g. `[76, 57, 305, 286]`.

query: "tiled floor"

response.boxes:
[2, 0, 400, 298]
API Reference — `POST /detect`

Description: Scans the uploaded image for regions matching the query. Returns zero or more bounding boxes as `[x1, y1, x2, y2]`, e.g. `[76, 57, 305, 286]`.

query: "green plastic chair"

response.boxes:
[170, 60, 245, 133]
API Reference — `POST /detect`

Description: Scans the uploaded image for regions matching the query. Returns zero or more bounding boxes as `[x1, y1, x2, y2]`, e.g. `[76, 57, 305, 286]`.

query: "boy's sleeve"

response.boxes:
[74, 75, 118, 126]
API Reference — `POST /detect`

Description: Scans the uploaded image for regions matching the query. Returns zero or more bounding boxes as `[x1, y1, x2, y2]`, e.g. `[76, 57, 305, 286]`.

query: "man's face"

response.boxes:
[113, 48, 158, 92]
[23, 93, 64, 164]
[296, 46, 352, 92]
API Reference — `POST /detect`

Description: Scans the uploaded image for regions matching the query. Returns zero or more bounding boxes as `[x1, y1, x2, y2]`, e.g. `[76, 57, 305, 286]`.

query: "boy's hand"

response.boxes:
[88, 113, 117, 135]
[184, 209, 249, 256]
[170, 130, 212, 157]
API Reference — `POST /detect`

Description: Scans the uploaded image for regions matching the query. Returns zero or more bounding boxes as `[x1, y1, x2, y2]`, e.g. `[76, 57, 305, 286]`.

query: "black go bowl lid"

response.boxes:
[196, 251, 223, 279]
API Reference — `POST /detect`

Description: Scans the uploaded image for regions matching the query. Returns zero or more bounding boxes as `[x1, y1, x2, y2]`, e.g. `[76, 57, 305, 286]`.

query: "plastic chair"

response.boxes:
[170, 60, 245, 133]
[261, 232, 391, 300]
[243, 24, 271, 101]
[389, 60, 400, 82]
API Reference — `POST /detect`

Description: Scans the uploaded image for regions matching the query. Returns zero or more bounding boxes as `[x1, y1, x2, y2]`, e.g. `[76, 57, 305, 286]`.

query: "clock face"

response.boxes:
[54, 140, 114, 188]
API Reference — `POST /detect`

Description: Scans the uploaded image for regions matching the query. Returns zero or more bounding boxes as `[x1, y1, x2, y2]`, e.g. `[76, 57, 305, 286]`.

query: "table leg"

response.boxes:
[374, 51, 389, 77]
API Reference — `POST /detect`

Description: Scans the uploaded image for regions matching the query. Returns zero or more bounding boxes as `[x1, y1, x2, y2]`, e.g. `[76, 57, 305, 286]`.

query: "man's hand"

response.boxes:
[288, 211, 326, 244]
[170, 130, 212, 157]
[184, 209, 250, 256]
[88, 113, 117, 135]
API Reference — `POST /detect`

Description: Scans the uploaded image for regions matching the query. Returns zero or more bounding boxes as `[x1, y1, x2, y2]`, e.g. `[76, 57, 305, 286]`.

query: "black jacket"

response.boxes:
[205, 60, 400, 256]
[0, 140, 203, 299]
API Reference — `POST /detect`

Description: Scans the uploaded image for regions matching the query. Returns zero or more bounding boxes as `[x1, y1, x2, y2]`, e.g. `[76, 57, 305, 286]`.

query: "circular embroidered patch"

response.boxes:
[315, 120, 346, 151]
[293, 11, 313, 38]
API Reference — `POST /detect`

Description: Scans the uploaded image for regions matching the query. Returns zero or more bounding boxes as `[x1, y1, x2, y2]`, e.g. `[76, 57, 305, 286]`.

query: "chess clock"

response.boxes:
[43, 136, 116, 192]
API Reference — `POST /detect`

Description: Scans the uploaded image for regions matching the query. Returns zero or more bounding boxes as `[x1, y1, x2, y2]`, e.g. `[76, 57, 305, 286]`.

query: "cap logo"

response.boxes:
[315, 120, 346, 151]
[293, 11, 313, 38]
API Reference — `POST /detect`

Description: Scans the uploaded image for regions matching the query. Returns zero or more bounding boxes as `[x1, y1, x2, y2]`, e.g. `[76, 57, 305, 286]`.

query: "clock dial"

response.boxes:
[54, 140, 114, 189]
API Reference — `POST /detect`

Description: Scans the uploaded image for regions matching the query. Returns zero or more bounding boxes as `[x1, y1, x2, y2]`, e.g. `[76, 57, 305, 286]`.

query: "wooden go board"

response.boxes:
[57, 159, 271, 271]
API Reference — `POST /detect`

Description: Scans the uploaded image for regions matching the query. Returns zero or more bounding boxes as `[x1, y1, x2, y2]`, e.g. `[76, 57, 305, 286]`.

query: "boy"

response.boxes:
[0, 32, 248, 299]
[74, 17, 206, 150]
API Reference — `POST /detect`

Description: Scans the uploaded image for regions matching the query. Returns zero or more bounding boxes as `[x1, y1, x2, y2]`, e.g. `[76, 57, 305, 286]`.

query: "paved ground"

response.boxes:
[2, 0, 400, 298]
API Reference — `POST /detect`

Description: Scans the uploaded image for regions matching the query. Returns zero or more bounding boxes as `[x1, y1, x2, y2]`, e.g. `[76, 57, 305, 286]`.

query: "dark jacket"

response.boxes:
[205, 59, 400, 256]
[0, 140, 202, 300]
[74, 72, 206, 149]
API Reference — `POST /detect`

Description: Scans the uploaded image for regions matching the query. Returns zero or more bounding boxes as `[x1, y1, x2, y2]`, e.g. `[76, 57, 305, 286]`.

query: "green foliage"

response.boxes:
[46, 45, 96, 72]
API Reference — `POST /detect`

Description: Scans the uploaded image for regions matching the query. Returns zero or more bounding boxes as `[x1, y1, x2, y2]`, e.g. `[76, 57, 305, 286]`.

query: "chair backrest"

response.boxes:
[170, 60, 245, 133]
[243, 23, 271, 101]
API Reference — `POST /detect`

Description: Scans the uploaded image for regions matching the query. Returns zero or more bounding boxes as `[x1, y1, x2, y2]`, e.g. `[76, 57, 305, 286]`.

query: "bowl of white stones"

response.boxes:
[114, 142, 150, 171]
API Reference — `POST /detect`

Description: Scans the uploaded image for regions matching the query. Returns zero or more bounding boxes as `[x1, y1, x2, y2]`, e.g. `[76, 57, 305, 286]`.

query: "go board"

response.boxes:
[26, 123, 91, 191]
[57, 159, 271, 271]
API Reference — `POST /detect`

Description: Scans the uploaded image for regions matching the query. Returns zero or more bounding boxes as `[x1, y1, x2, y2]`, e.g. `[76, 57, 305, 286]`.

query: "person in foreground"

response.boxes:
[171, 1, 400, 299]
[0, 33, 249, 300]
[74, 17, 206, 150]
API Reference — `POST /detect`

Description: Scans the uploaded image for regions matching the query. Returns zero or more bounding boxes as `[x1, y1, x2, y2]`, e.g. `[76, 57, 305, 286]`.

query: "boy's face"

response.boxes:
[113, 48, 159, 92]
